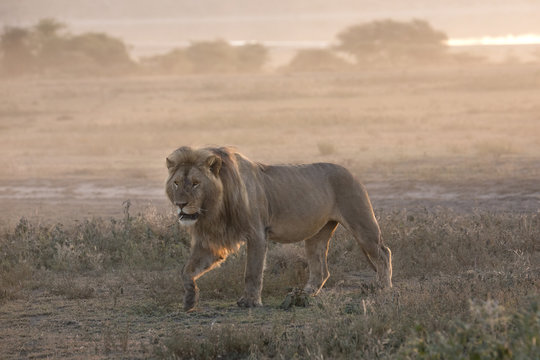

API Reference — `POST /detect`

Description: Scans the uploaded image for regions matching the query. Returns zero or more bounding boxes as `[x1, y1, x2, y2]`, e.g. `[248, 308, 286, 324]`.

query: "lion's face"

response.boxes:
[166, 148, 223, 227]
[167, 166, 207, 226]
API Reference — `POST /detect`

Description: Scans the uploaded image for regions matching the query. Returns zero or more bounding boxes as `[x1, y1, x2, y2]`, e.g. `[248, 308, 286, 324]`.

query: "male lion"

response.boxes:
[166, 146, 392, 311]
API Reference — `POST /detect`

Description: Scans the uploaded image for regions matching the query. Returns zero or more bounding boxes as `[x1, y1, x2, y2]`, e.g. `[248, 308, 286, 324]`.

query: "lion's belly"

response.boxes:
[261, 162, 342, 243]
[266, 214, 331, 244]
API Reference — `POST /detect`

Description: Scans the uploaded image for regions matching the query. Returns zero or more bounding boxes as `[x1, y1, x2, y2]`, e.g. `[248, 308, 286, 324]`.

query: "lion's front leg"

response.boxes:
[182, 243, 224, 312]
[237, 236, 267, 308]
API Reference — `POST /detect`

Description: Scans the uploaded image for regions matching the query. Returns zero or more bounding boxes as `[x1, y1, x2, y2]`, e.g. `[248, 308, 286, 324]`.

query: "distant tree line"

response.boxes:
[0, 19, 268, 77]
[287, 19, 473, 72]
[0, 18, 488, 77]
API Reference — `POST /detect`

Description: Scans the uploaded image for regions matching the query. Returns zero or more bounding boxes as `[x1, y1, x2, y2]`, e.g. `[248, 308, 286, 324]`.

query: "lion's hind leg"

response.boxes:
[304, 221, 338, 295]
[347, 220, 393, 289]
[338, 201, 393, 288]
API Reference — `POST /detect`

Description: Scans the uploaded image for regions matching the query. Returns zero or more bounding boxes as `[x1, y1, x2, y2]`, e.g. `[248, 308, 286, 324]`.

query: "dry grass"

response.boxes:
[0, 207, 538, 358]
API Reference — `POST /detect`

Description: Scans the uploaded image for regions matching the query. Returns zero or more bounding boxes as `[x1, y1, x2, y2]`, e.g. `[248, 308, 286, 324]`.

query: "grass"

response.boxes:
[402, 300, 540, 359]
[0, 205, 538, 359]
[474, 140, 517, 160]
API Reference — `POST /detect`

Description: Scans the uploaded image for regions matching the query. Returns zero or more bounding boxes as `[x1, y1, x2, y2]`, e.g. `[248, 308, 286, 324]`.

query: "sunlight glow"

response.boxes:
[447, 34, 540, 46]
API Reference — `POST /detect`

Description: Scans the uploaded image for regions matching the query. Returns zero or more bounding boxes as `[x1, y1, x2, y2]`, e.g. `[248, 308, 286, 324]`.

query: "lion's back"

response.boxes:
[260, 162, 356, 191]
[258, 162, 359, 212]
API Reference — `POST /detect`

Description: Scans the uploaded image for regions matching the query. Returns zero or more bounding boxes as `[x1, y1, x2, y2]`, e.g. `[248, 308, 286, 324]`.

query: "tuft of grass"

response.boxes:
[474, 139, 516, 159]
[317, 142, 337, 156]
[0, 262, 32, 302]
[50, 277, 95, 300]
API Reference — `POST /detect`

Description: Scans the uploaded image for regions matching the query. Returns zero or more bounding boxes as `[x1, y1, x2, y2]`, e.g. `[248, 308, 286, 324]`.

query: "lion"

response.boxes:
[166, 146, 392, 311]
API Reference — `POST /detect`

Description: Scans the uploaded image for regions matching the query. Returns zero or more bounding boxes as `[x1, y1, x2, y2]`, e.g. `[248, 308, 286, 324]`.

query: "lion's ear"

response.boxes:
[166, 157, 175, 170]
[206, 155, 222, 176]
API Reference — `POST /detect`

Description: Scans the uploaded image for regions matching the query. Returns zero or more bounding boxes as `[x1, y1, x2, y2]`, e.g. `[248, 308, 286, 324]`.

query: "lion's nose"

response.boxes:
[176, 201, 188, 209]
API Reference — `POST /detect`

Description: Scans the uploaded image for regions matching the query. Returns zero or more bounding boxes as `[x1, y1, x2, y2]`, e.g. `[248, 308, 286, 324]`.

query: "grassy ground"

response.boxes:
[1, 206, 538, 359]
[1, 63, 539, 358]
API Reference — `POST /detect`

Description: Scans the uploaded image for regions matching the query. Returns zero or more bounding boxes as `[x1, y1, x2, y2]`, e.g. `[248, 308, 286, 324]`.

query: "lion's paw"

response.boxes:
[237, 297, 262, 308]
[183, 288, 199, 312]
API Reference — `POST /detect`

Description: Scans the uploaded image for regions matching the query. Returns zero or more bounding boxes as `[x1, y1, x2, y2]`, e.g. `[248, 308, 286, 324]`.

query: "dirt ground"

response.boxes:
[0, 64, 539, 358]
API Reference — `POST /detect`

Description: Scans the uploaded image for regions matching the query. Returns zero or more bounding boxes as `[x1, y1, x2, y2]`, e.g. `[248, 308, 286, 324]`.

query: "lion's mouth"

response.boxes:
[179, 212, 199, 221]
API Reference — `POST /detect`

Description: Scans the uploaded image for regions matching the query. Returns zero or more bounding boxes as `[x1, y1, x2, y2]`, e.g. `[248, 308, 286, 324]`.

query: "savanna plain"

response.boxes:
[0, 63, 539, 359]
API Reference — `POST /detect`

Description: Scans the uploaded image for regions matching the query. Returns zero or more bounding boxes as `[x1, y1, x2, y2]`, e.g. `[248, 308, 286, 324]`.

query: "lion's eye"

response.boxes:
[192, 182, 200, 189]
[173, 181, 179, 189]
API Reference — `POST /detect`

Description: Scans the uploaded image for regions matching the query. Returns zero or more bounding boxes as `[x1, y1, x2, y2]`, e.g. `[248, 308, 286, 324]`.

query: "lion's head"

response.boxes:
[165, 147, 252, 253]
[165, 146, 224, 227]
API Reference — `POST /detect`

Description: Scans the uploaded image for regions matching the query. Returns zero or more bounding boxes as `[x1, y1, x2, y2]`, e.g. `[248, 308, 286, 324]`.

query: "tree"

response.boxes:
[335, 19, 448, 65]
[185, 39, 236, 73]
[34, 18, 65, 39]
[0, 26, 35, 75]
[66, 33, 133, 68]
[32, 18, 67, 70]
[1, 18, 135, 76]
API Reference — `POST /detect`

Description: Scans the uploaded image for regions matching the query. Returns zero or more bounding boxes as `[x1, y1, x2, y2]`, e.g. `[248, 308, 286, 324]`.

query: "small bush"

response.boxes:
[317, 142, 337, 156]
[474, 140, 516, 159]
[287, 49, 350, 72]
[50, 277, 95, 299]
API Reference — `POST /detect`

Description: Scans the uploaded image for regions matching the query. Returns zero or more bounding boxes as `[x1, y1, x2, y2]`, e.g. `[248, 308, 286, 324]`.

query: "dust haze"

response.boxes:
[0, 2, 539, 359]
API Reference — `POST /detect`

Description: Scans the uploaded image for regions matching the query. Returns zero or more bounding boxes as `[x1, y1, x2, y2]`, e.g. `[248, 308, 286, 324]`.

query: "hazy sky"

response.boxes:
[1, 0, 539, 57]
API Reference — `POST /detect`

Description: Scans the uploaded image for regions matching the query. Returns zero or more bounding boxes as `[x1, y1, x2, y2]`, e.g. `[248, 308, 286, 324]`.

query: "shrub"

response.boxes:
[143, 40, 269, 75]
[286, 48, 351, 72]
[65, 33, 134, 69]
[317, 141, 337, 155]
[474, 140, 516, 160]
[185, 39, 237, 73]
[140, 48, 193, 75]
[335, 19, 448, 65]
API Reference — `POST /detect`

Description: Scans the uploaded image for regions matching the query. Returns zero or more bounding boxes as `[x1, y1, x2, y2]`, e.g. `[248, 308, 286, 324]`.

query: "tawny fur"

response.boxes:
[166, 146, 392, 311]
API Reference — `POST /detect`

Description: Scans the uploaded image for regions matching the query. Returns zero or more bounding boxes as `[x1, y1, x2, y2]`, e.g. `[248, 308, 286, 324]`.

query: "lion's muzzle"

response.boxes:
[177, 207, 200, 226]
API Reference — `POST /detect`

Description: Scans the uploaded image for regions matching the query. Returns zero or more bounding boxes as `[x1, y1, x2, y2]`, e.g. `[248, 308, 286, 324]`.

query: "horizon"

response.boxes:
[2, 17, 539, 64]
